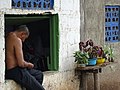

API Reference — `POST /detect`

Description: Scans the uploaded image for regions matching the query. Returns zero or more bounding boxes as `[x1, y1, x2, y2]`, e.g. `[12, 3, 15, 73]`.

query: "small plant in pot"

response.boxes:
[87, 46, 98, 65]
[74, 39, 115, 67]
[103, 45, 114, 62]
[96, 45, 115, 64]
[96, 46, 106, 65]
[73, 51, 89, 67]
[79, 39, 98, 65]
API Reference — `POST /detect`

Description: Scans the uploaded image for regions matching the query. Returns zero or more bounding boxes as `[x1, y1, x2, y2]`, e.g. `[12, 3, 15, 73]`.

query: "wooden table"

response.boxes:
[75, 62, 115, 90]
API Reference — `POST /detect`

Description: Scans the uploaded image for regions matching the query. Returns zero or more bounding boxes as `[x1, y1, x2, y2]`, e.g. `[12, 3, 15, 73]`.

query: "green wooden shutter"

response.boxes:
[48, 14, 59, 71]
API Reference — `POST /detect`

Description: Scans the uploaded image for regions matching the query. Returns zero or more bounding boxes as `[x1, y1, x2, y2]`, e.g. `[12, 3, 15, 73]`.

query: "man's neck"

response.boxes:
[14, 31, 20, 38]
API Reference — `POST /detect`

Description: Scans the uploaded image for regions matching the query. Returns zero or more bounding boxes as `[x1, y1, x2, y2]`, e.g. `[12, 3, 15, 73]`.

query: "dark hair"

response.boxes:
[15, 25, 29, 35]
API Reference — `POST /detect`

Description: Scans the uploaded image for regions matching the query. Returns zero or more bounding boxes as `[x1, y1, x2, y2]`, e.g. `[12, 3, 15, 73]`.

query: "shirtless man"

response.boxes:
[5, 25, 45, 90]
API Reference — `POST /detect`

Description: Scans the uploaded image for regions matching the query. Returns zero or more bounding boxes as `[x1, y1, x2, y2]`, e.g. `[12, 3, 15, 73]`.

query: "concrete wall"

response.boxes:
[81, 0, 120, 90]
[0, 0, 80, 90]
[0, 12, 5, 90]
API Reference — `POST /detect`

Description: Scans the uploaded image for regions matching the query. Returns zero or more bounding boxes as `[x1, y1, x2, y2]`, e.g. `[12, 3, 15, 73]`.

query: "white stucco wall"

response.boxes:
[59, 0, 80, 71]
[0, 11, 5, 90]
[0, 0, 11, 9]
[0, 0, 80, 90]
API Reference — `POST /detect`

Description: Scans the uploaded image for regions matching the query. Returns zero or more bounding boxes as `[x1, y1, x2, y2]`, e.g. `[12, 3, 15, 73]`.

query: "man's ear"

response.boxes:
[21, 32, 25, 36]
[20, 32, 24, 38]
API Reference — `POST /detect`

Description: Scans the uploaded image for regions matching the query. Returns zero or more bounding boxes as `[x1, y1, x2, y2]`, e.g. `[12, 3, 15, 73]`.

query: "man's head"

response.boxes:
[15, 25, 29, 42]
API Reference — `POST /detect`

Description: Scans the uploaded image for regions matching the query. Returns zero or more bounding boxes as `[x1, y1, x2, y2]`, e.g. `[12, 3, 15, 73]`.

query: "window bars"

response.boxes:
[105, 6, 120, 42]
[12, 0, 54, 10]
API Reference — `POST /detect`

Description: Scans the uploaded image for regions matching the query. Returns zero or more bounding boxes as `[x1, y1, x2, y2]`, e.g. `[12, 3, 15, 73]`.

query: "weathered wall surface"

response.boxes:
[5, 80, 22, 90]
[0, 0, 80, 90]
[43, 0, 80, 90]
[0, 0, 11, 9]
[43, 70, 79, 90]
[81, 0, 120, 90]
[0, 12, 5, 90]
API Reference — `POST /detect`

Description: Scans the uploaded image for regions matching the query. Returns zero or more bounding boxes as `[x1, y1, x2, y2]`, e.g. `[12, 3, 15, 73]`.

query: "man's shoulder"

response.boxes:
[7, 33, 21, 42]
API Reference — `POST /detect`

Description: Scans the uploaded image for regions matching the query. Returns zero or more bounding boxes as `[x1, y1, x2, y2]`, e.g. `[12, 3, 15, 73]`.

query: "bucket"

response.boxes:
[88, 58, 97, 66]
[97, 58, 105, 65]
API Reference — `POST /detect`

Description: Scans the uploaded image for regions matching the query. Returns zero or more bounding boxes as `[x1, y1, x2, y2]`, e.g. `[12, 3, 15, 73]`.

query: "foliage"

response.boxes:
[73, 51, 89, 64]
[73, 39, 115, 65]
[79, 39, 103, 59]
[78, 39, 114, 62]
[103, 45, 114, 62]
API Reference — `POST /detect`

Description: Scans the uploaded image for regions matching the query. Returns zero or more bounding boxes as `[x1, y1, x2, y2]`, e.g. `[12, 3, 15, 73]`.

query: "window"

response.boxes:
[105, 5, 120, 42]
[12, 0, 54, 10]
[5, 14, 59, 71]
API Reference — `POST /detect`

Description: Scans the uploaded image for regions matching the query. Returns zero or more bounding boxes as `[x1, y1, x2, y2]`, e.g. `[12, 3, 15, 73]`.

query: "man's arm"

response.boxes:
[14, 38, 34, 68]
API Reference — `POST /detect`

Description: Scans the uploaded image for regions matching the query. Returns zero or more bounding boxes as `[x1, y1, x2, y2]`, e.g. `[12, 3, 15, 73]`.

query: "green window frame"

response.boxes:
[49, 14, 59, 71]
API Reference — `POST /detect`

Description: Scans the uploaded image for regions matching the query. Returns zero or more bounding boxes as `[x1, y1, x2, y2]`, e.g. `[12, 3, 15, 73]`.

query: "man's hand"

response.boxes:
[27, 62, 34, 69]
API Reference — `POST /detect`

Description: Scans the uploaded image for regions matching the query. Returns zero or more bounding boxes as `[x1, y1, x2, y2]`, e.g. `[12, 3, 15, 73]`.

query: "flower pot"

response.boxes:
[97, 58, 105, 65]
[77, 64, 86, 67]
[88, 58, 97, 66]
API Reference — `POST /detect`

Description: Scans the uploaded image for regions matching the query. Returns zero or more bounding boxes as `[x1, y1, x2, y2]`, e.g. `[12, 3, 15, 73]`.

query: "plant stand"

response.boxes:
[80, 71, 88, 90]
[75, 62, 116, 90]
[79, 69, 100, 90]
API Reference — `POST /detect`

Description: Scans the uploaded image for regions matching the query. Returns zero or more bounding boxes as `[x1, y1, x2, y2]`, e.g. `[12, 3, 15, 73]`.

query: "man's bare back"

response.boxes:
[6, 31, 34, 70]
[6, 32, 18, 69]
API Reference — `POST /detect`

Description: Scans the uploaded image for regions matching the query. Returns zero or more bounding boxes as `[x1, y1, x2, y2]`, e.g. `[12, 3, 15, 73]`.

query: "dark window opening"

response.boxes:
[5, 14, 59, 71]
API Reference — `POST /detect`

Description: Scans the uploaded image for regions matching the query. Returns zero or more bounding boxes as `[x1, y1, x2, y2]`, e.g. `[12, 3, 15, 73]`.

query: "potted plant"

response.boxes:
[73, 51, 89, 67]
[74, 39, 115, 66]
[79, 39, 110, 65]
[97, 45, 115, 64]
[96, 46, 106, 65]
[103, 45, 114, 62]
[79, 39, 98, 65]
